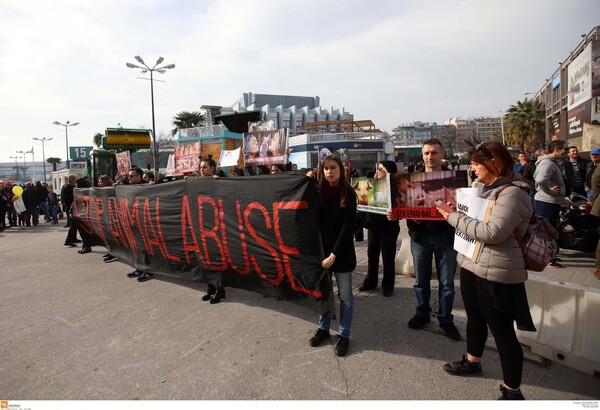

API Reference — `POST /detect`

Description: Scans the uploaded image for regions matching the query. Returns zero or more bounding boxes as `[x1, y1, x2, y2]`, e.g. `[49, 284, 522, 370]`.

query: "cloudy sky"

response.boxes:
[0, 0, 598, 163]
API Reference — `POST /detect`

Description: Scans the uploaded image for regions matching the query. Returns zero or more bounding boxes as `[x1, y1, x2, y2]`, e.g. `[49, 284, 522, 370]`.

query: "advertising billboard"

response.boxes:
[567, 43, 592, 110]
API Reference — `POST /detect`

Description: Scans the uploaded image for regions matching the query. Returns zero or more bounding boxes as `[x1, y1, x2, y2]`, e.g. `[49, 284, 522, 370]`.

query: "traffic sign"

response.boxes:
[70, 146, 94, 161]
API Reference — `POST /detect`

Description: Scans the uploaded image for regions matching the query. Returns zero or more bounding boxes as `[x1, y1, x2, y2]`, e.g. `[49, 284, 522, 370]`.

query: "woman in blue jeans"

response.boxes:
[308, 154, 357, 357]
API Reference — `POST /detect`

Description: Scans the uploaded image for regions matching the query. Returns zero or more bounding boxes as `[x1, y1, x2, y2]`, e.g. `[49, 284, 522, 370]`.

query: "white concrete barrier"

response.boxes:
[395, 227, 437, 277]
[517, 275, 600, 376]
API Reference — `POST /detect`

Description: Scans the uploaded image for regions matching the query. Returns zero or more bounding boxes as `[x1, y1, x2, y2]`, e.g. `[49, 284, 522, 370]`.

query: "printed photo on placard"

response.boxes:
[243, 124, 289, 166]
[175, 141, 202, 174]
[390, 170, 468, 220]
[351, 176, 389, 215]
[116, 151, 131, 176]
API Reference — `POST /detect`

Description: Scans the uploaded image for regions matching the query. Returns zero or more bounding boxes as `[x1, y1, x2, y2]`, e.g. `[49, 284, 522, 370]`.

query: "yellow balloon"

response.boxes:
[12, 186, 23, 196]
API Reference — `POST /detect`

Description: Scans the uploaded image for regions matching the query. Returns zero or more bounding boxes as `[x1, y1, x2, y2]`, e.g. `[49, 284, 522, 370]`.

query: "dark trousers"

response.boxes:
[363, 223, 400, 291]
[534, 200, 561, 229]
[461, 268, 523, 388]
[66, 215, 79, 243]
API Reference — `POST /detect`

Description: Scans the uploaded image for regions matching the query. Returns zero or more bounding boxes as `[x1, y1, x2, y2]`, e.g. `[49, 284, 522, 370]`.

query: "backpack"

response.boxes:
[514, 213, 559, 271]
[495, 184, 559, 272]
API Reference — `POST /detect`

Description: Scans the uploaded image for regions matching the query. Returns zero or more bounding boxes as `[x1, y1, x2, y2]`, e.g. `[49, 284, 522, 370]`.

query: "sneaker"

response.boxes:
[334, 335, 350, 357]
[137, 271, 153, 282]
[498, 385, 525, 400]
[104, 255, 119, 263]
[440, 322, 461, 340]
[309, 328, 331, 347]
[443, 355, 482, 376]
[102, 253, 110, 258]
[127, 270, 141, 278]
[64, 242, 76, 247]
[407, 314, 430, 329]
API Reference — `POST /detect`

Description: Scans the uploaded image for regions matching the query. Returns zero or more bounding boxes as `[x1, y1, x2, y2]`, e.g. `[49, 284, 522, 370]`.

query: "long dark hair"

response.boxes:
[317, 154, 355, 208]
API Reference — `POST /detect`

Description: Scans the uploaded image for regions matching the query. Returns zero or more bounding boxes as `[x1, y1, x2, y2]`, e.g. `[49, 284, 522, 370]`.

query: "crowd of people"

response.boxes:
[2, 140, 599, 401]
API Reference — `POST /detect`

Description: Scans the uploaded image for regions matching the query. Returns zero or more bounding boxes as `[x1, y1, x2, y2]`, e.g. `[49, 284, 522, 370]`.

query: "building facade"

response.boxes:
[217, 92, 354, 134]
[392, 117, 501, 155]
[531, 26, 600, 151]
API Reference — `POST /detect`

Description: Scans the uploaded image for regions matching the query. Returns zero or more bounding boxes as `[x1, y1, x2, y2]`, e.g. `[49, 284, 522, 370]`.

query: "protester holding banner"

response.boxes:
[358, 161, 400, 297]
[199, 156, 227, 304]
[309, 154, 357, 357]
[125, 168, 154, 282]
[436, 140, 536, 400]
[404, 139, 460, 341]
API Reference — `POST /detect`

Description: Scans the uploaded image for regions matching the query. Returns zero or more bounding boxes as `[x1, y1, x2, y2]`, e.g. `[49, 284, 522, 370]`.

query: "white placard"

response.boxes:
[453, 187, 493, 261]
[219, 147, 241, 167]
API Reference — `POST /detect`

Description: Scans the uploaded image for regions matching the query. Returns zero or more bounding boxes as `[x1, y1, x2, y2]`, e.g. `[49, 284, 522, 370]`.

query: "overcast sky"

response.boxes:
[0, 0, 598, 163]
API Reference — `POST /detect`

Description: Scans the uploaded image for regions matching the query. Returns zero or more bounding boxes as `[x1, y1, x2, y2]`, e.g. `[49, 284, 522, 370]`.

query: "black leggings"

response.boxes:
[460, 268, 523, 388]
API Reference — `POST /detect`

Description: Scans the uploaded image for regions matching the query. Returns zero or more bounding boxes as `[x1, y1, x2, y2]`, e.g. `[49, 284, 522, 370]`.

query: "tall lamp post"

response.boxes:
[33, 137, 52, 182]
[52, 120, 79, 169]
[16, 150, 30, 180]
[9, 155, 22, 179]
[499, 110, 506, 146]
[126, 56, 175, 172]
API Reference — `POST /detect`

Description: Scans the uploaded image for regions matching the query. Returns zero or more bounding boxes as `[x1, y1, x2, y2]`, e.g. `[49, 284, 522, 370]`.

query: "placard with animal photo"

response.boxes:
[243, 124, 289, 166]
[390, 170, 468, 220]
[351, 176, 390, 215]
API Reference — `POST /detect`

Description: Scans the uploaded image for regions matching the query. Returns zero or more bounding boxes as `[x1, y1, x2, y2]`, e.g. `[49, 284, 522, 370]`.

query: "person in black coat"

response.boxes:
[21, 182, 37, 226]
[308, 154, 357, 357]
[359, 161, 400, 297]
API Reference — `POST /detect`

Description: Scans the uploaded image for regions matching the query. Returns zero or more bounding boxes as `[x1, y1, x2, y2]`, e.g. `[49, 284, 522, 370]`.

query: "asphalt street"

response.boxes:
[1, 220, 599, 401]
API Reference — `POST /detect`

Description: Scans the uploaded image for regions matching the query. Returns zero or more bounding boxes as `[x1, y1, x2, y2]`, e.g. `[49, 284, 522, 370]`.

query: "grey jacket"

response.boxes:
[446, 178, 532, 284]
[534, 155, 565, 204]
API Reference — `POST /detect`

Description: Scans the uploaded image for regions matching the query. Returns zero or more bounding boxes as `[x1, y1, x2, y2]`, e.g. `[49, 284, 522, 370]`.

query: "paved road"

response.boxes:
[1, 221, 599, 401]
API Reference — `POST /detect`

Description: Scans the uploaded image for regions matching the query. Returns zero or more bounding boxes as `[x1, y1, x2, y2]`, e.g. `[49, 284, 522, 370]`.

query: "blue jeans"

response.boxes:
[40, 201, 50, 220]
[319, 271, 354, 338]
[410, 231, 457, 324]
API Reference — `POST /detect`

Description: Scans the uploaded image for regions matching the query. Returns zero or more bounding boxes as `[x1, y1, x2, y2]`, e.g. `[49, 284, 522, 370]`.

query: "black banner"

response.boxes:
[73, 174, 335, 317]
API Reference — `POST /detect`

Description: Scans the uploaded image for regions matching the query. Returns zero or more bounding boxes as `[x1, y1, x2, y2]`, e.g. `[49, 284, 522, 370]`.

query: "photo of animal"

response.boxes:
[352, 178, 373, 205]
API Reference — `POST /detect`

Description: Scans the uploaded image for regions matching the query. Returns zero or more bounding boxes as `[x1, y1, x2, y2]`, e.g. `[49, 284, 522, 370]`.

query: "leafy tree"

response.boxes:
[46, 157, 62, 171]
[93, 132, 103, 148]
[503, 98, 545, 153]
[141, 131, 175, 170]
[171, 111, 205, 136]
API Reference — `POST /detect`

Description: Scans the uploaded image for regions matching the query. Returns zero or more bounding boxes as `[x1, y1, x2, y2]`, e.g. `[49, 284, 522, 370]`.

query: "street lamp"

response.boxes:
[9, 155, 22, 179]
[33, 137, 53, 182]
[126, 55, 176, 172]
[53, 120, 79, 169]
[499, 111, 506, 146]
[16, 150, 30, 180]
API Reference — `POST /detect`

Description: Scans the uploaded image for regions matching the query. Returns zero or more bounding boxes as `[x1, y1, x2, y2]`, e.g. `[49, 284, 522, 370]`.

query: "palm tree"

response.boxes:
[93, 132, 103, 148]
[171, 111, 205, 136]
[503, 98, 545, 153]
[46, 157, 62, 171]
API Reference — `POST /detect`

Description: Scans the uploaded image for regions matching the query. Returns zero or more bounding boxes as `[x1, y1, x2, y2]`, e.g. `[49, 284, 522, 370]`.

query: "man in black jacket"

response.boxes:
[406, 138, 460, 341]
[21, 182, 37, 226]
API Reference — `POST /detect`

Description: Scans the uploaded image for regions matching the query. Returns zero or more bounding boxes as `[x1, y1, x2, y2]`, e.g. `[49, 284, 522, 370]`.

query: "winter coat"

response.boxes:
[591, 165, 600, 218]
[446, 178, 532, 284]
[534, 155, 565, 204]
[318, 185, 357, 273]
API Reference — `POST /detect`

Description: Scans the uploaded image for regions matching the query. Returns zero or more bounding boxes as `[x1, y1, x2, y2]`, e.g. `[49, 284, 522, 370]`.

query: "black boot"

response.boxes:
[202, 285, 216, 301]
[210, 286, 226, 304]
